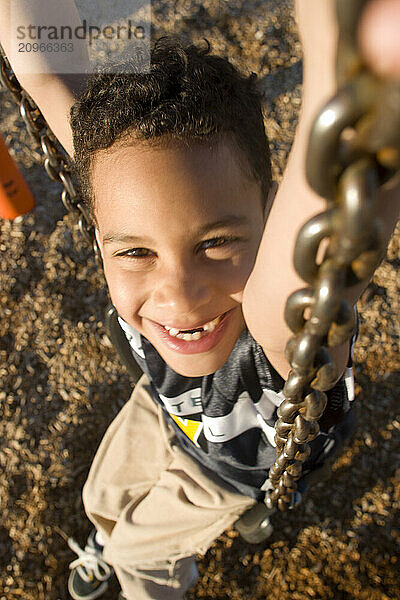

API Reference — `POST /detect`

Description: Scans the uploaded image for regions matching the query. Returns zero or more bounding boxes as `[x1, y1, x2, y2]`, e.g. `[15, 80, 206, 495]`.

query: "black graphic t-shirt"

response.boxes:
[118, 315, 356, 501]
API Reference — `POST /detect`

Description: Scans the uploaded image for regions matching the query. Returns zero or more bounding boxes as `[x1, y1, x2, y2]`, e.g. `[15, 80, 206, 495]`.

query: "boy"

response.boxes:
[1, 1, 399, 599]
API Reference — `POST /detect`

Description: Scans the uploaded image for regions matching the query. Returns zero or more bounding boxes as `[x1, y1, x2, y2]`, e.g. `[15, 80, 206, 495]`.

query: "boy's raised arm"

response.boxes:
[0, 0, 89, 156]
[243, 0, 400, 381]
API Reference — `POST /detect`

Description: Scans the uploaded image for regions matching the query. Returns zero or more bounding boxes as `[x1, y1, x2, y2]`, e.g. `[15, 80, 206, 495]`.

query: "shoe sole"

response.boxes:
[68, 572, 109, 600]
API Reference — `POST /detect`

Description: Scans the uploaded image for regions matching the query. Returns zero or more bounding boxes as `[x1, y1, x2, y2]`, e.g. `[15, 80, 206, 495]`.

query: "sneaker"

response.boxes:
[67, 529, 113, 600]
[234, 502, 275, 544]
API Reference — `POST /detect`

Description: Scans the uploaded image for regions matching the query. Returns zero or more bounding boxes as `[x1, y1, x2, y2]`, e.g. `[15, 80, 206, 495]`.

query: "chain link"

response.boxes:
[265, 0, 400, 512]
[0, 47, 101, 264]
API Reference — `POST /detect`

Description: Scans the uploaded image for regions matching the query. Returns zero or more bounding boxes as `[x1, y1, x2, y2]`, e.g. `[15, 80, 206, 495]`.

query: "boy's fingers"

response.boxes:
[358, 0, 400, 78]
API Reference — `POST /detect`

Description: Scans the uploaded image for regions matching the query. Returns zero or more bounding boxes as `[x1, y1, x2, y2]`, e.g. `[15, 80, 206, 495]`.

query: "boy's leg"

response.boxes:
[68, 374, 175, 599]
[82, 374, 175, 542]
[81, 374, 256, 600]
[104, 440, 255, 600]
[113, 557, 199, 600]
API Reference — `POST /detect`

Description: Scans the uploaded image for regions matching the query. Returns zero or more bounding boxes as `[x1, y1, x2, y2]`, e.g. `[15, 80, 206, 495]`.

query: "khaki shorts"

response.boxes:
[82, 374, 255, 599]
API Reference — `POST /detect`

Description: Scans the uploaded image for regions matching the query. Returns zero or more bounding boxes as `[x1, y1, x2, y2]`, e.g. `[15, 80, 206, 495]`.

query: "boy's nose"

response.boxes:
[151, 267, 213, 316]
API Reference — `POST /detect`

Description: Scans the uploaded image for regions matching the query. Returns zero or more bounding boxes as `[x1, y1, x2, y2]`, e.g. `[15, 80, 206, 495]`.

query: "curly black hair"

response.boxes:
[70, 35, 272, 222]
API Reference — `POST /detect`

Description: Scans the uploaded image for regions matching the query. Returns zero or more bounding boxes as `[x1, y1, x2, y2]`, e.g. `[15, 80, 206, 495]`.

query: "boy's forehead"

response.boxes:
[91, 135, 263, 230]
[92, 134, 256, 193]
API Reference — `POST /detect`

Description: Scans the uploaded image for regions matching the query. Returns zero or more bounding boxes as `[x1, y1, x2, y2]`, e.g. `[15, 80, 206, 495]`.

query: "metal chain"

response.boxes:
[0, 46, 101, 263]
[265, 0, 400, 512]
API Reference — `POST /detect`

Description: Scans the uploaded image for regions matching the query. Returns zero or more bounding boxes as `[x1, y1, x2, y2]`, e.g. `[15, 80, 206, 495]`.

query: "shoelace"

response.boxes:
[67, 536, 113, 583]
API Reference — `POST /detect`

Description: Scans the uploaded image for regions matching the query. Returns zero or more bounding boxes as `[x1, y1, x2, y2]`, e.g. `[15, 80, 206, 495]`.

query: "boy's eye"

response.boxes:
[199, 236, 241, 255]
[117, 248, 154, 259]
[201, 236, 240, 248]
[115, 236, 241, 259]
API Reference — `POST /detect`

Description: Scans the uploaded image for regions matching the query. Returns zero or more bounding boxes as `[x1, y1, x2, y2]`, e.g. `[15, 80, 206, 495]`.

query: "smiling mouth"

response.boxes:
[162, 314, 223, 341]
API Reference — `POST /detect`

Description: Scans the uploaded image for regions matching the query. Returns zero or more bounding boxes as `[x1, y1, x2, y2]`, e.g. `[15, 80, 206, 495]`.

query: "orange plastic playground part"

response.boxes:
[0, 134, 35, 219]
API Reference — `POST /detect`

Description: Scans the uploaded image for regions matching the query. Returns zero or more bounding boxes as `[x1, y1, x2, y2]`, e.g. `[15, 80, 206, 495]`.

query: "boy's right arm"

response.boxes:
[243, 0, 400, 382]
[0, 0, 89, 156]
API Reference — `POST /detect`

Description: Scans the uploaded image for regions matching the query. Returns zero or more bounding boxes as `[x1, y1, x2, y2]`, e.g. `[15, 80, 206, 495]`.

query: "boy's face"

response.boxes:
[93, 137, 266, 377]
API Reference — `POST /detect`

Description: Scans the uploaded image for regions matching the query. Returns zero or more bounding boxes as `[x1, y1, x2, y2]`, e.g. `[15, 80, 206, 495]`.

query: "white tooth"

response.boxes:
[179, 331, 204, 341]
[166, 318, 222, 340]
[204, 315, 221, 332]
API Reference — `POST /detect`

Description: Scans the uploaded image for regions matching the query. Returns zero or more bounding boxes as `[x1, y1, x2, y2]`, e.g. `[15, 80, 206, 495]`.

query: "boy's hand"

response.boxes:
[0, 0, 89, 156]
[359, 0, 400, 78]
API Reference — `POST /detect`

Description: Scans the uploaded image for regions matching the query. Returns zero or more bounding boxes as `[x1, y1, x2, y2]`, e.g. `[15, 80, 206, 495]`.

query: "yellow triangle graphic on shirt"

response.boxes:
[170, 415, 203, 447]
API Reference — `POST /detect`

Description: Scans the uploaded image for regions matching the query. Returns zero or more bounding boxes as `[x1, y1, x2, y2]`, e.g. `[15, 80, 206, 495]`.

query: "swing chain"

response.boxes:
[0, 48, 101, 262]
[265, 0, 400, 512]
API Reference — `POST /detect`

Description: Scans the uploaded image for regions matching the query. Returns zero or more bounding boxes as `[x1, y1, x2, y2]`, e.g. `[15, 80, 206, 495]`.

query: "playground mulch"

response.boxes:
[0, 1, 399, 599]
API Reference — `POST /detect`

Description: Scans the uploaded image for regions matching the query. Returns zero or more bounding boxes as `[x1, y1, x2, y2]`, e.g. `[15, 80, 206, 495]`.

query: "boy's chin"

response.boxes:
[157, 345, 234, 377]
[167, 356, 227, 377]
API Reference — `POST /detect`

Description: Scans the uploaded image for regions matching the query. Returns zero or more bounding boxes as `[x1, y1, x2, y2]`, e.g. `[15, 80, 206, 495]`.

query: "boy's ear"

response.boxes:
[94, 227, 103, 259]
[264, 181, 278, 222]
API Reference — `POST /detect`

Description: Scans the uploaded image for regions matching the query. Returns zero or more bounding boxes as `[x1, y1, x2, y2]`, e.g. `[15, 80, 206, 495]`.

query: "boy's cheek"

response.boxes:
[226, 251, 262, 304]
[102, 267, 145, 323]
[230, 290, 245, 304]
[224, 256, 258, 297]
